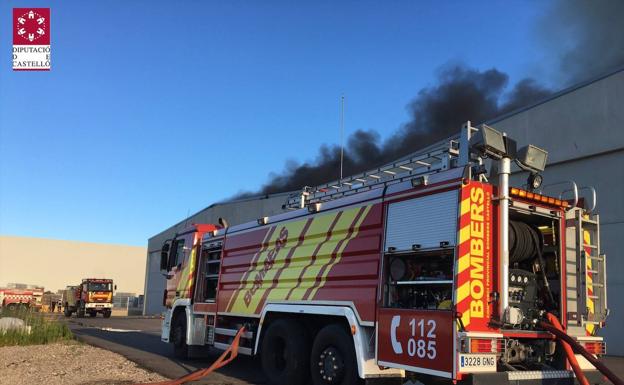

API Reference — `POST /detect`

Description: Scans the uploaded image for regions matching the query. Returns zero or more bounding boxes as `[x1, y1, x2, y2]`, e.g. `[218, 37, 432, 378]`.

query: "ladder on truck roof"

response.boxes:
[284, 123, 475, 210]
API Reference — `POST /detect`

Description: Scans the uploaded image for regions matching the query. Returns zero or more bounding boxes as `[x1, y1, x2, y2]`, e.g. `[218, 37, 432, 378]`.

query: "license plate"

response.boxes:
[459, 354, 496, 373]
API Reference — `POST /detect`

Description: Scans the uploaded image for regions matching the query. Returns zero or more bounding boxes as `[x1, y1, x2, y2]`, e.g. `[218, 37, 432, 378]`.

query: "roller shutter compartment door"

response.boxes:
[385, 190, 459, 251]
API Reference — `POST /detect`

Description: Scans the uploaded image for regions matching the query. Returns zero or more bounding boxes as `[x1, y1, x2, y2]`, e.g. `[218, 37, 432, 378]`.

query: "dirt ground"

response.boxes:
[0, 341, 167, 385]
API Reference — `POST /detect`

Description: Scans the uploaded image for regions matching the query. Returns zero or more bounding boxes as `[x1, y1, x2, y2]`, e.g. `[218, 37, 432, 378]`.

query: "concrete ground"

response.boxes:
[51, 315, 624, 385]
[57, 314, 263, 385]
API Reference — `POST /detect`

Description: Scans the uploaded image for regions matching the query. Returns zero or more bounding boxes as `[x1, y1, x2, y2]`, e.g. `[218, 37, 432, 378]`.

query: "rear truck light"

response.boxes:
[583, 342, 598, 354]
[461, 337, 502, 353]
[581, 341, 606, 355]
[470, 338, 497, 353]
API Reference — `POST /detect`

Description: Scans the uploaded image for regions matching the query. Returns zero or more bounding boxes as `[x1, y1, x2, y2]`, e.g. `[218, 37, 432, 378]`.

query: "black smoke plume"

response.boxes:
[247, 64, 551, 196]
[542, 0, 624, 85]
[238, 0, 623, 197]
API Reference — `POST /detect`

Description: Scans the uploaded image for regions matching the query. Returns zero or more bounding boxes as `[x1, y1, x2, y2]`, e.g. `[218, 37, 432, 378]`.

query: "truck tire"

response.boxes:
[6, 303, 17, 312]
[103, 310, 111, 318]
[89, 311, 97, 317]
[171, 313, 189, 359]
[310, 324, 360, 385]
[77, 302, 85, 318]
[261, 319, 310, 385]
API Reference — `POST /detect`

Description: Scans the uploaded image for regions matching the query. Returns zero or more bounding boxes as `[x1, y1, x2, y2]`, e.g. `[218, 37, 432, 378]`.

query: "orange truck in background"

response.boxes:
[62, 278, 115, 318]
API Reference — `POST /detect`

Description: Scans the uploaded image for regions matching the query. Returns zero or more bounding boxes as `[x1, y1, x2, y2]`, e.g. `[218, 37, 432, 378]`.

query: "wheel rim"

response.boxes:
[317, 346, 344, 383]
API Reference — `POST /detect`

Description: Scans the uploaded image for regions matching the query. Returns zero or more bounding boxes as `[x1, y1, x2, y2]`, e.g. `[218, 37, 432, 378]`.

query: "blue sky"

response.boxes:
[0, 1, 552, 246]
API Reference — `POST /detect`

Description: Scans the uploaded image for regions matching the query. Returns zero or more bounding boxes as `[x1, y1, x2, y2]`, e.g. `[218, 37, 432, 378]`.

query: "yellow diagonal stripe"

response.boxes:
[459, 224, 470, 245]
[280, 209, 360, 301]
[225, 227, 275, 312]
[461, 311, 471, 327]
[456, 281, 470, 304]
[230, 219, 310, 314]
[460, 198, 470, 216]
[176, 239, 197, 298]
[457, 253, 470, 274]
[307, 205, 372, 300]
[264, 212, 337, 303]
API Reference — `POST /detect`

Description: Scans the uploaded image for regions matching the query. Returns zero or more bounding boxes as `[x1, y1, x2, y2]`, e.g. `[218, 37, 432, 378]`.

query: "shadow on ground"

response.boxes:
[71, 326, 266, 385]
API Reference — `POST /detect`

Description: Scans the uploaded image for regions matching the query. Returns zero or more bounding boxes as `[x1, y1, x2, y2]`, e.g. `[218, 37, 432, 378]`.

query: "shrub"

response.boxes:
[0, 308, 72, 346]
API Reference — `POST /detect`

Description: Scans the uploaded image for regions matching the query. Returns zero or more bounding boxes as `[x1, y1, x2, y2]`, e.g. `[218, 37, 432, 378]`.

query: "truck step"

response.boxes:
[507, 370, 574, 381]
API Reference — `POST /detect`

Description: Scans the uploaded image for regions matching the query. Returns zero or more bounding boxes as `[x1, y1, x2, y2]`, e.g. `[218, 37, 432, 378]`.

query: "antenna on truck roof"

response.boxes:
[339, 94, 345, 183]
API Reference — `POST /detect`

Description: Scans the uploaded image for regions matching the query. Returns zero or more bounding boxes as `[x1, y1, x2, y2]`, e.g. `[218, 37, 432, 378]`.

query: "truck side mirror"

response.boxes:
[160, 241, 171, 271]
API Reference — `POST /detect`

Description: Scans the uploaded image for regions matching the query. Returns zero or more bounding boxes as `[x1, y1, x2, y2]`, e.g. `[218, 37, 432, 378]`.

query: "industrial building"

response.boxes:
[143, 67, 623, 354]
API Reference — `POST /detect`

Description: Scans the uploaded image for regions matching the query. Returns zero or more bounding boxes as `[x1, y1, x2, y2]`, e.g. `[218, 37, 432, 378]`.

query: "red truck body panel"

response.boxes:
[218, 202, 384, 323]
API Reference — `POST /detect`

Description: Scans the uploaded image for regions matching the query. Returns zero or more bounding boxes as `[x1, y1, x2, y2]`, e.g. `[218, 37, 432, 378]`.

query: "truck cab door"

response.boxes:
[165, 233, 193, 306]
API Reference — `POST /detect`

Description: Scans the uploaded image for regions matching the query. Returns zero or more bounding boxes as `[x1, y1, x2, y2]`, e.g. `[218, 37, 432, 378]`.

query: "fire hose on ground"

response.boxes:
[540, 312, 623, 385]
[136, 327, 245, 385]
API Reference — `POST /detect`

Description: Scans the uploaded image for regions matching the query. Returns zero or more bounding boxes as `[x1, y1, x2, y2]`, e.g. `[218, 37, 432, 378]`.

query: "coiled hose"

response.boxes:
[509, 221, 542, 263]
[509, 220, 556, 306]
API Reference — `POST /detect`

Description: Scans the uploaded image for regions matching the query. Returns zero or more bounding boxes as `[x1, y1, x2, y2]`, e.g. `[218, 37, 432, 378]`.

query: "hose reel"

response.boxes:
[509, 220, 543, 263]
[508, 219, 555, 308]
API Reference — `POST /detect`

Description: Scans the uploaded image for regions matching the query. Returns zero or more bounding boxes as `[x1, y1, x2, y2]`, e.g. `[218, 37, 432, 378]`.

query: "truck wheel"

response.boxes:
[261, 319, 310, 385]
[103, 310, 111, 318]
[77, 303, 85, 318]
[310, 324, 360, 385]
[171, 313, 189, 359]
[6, 303, 17, 312]
[89, 311, 97, 317]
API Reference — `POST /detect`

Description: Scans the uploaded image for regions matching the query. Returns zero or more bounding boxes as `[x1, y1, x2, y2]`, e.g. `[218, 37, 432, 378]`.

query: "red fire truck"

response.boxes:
[159, 123, 609, 385]
[0, 288, 36, 311]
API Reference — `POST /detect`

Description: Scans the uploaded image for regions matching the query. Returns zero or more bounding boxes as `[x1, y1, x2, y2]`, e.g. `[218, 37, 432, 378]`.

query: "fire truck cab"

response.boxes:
[160, 122, 609, 385]
[63, 278, 115, 318]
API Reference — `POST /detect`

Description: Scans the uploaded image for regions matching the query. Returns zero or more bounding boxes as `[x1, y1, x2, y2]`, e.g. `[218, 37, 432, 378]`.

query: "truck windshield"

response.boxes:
[88, 283, 112, 291]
